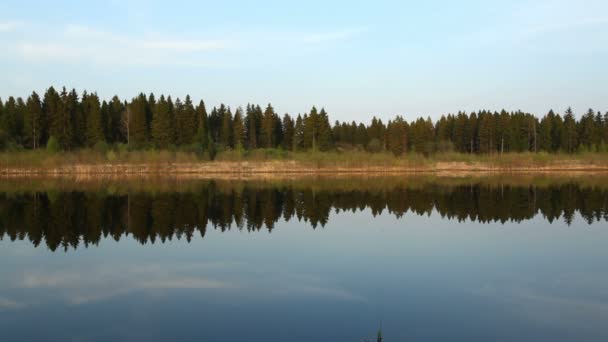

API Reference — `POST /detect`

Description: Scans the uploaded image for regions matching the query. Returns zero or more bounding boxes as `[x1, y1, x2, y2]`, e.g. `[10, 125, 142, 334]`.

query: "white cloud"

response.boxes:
[12, 24, 234, 67]
[6, 23, 365, 67]
[0, 20, 22, 33]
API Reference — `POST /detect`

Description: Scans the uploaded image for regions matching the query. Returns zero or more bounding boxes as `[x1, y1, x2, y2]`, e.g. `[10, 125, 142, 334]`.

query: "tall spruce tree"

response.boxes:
[151, 95, 175, 148]
[233, 107, 245, 149]
[195, 100, 209, 150]
[261, 103, 276, 148]
[84, 92, 104, 146]
[23, 91, 44, 149]
[282, 114, 295, 151]
[563, 107, 578, 153]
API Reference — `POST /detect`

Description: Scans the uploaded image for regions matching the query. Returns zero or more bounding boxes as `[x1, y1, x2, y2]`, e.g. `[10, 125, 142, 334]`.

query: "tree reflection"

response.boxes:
[0, 179, 606, 251]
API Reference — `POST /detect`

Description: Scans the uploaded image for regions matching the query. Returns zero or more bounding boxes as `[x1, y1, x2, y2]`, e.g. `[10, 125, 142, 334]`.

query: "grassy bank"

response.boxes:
[1, 148, 608, 174]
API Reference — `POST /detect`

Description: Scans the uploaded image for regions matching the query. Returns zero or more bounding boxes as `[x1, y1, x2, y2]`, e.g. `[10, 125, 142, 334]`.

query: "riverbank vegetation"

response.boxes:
[0, 86, 607, 170]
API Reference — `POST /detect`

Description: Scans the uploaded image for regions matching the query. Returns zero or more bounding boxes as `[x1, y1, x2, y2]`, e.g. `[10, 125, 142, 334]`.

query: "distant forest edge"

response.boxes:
[1, 86, 608, 163]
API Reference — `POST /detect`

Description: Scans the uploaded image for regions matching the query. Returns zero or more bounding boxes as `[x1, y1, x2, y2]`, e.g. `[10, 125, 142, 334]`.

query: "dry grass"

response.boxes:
[0, 149, 607, 174]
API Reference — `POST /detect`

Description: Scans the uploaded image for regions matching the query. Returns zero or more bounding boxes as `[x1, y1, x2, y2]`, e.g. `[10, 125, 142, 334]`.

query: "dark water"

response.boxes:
[1, 176, 607, 341]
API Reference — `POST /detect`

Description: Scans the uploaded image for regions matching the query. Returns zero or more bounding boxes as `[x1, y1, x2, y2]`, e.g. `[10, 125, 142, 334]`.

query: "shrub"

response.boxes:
[106, 150, 117, 162]
[367, 138, 382, 153]
[93, 141, 109, 153]
[46, 136, 60, 154]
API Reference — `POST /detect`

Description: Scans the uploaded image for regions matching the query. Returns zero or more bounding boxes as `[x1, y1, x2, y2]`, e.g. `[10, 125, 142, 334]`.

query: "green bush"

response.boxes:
[106, 150, 117, 162]
[46, 136, 60, 154]
[93, 141, 109, 153]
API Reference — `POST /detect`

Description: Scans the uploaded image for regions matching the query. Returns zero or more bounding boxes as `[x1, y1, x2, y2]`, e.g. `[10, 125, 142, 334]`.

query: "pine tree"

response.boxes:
[23, 91, 44, 149]
[220, 106, 233, 148]
[70, 89, 85, 147]
[43, 87, 61, 146]
[175, 95, 198, 145]
[282, 114, 295, 151]
[539, 111, 554, 152]
[294, 114, 304, 151]
[196, 100, 209, 150]
[233, 107, 245, 149]
[578, 108, 597, 150]
[245, 104, 258, 149]
[151, 95, 175, 148]
[1, 97, 23, 145]
[563, 107, 578, 153]
[261, 103, 276, 148]
[107, 96, 124, 143]
[54, 87, 76, 149]
[84, 92, 104, 146]
[128, 94, 149, 147]
[386, 116, 407, 156]
[317, 108, 332, 151]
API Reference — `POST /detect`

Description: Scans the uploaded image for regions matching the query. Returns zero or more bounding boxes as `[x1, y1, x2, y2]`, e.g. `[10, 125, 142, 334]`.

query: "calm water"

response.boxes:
[1, 176, 607, 341]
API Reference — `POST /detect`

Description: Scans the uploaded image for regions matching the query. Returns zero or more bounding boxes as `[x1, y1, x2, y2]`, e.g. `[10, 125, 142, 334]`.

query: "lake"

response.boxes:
[0, 175, 607, 341]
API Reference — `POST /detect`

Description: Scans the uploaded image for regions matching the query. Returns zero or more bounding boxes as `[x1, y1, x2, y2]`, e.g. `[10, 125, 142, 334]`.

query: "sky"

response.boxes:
[0, 0, 607, 122]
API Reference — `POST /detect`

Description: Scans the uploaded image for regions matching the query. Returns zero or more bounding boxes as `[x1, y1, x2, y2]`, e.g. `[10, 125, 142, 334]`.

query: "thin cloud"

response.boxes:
[8, 23, 365, 67]
[14, 24, 234, 67]
[0, 20, 23, 32]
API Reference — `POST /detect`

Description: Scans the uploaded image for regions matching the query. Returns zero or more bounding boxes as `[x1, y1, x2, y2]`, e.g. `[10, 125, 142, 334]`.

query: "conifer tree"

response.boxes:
[151, 95, 175, 148]
[245, 104, 258, 149]
[294, 114, 304, 151]
[196, 100, 209, 150]
[84, 92, 104, 146]
[23, 91, 44, 149]
[128, 94, 148, 146]
[107, 96, 124, 143]
[175, 95, 197, 145]
[282, 114, 295, 151]
[221, 106, 233, 148]
[317, 108, 332, 151]
[233, 107, 245, 149]
[261, 103, 276, 148]
[563, 107, 578, 153]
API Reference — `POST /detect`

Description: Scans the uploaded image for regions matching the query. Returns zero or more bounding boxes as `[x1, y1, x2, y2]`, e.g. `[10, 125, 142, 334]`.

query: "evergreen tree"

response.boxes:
[220, 105, 233, 148]
[293, 114, 304, 151]
[579, 108, 597, 150]
[53, 87, 76, 149]
[245, 104, 258, 149]
[1, 97, 23, 145]
[84, 92, 104, 146]
[282, 114, 295, 151]
[107, 96, 124, 143]
[386, 116, 407, 156]
[128, 94, 149, 147]
[316, 108, 332, 151]
[539, 111, 554, 152]
[196, 100, 209, 150]
[175, 95, 198, 145]
[261, 103, 276, 148]
[563, 107, 578, 153]
[70, 89, 86, 147]
[151, 95, 175, 148]
[23, 91, 44, 149]
[233, 107, 245, 149]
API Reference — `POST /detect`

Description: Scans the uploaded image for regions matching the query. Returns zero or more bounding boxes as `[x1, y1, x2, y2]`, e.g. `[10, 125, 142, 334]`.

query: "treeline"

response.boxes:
[1, 181, 607, 251]
[1, 86, 608, 155]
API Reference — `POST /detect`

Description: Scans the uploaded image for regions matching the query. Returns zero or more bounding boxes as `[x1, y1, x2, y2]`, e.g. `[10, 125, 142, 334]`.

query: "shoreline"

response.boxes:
[2, 160, 608, 176]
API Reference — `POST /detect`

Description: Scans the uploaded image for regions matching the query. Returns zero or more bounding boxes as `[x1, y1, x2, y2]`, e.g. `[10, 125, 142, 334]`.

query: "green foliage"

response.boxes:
[1, 85, 607, 158]
[46, 136, 60, 153]
[151, 95, 175, 148]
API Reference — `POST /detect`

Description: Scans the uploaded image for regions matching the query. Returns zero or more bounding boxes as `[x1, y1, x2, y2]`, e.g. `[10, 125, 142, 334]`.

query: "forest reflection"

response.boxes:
[1, 176, 607, 251]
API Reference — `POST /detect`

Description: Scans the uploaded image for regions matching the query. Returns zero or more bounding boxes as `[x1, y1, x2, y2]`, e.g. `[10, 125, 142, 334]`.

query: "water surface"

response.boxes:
[1, 175, 607, 341]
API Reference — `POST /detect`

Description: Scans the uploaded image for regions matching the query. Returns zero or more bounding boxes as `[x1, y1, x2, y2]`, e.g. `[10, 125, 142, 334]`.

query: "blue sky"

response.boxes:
[0, 0, 606, 122]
